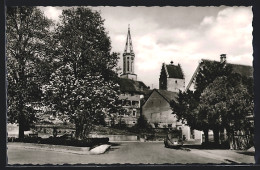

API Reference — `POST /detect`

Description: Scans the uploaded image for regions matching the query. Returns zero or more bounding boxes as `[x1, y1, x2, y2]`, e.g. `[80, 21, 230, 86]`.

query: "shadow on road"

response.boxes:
[106, 142, 121, 153]
[182, 145, 228, 150]
[108, 142, 121, 147]
[182, 143, 230, 150]
[236, 151, 255, 156]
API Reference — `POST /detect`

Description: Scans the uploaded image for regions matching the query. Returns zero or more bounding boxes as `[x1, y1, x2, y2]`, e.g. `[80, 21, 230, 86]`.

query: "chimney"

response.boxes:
[220, 54, 226, 63]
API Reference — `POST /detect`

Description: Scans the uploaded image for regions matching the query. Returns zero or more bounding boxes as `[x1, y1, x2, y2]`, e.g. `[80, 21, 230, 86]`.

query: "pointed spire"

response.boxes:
[124, 24, 134, 54]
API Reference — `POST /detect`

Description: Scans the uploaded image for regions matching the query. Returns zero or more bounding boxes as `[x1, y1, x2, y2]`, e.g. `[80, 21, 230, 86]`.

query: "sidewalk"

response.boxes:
[188, 148, 255, 164]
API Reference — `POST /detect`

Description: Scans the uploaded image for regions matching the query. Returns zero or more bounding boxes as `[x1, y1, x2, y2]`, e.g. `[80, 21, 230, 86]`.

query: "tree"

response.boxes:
[44, 7, 123, 139]
[195, 60, 232, 97]
[170, 90, 211, 143]
[199, 75, 253, 147]
[199, 76, 228, 144]
[129, 114, 154, 134]
[136, 114, 153, 130]
[6, 7, 54, 138]
[224, 74, 253, 149]
[171, 61, 233, 144]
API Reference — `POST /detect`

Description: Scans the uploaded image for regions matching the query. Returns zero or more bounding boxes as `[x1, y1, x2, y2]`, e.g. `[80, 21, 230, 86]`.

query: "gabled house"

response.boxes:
[141, 89, 191, 140]
[141, 62, 197, 140]
[185, 54, 253, 144]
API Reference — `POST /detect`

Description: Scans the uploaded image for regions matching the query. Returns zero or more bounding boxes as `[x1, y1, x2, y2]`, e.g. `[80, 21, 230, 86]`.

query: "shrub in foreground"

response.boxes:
[8, 136, 109, 147]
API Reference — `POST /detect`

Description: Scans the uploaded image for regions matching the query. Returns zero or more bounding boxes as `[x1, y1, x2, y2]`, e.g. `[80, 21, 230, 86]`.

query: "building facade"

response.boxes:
[142, 89, 191, 140]
[142, 61, 192, 140]
[159, 61, 185, 92]
[108, 25, 149, 127]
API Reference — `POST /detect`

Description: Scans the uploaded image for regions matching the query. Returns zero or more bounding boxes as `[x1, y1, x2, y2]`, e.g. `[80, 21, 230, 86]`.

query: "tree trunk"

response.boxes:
[18, 112, 25, 139]
[203, 129, 209, 144]
[213, 128, 220, 145]
[18, 57, 26, 139]
[228, 130, 235, 150]
[18, 94, 25, 139]
[75, 121, 82, 139]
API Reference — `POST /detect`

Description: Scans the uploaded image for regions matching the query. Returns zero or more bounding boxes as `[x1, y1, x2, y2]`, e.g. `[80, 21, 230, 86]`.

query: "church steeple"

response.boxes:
[121, 25, 137, 81]
[124, 24, 134, 54]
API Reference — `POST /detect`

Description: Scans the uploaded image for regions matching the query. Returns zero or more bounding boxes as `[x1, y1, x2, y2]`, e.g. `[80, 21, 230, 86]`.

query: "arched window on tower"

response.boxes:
[124, 60, 126, 73]
[131, 61, 133, 72]
[127, 61, 129, 71]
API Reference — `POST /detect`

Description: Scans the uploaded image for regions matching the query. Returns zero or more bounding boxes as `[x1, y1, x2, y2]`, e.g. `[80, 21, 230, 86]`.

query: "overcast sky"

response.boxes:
[39, 6, 253, 89]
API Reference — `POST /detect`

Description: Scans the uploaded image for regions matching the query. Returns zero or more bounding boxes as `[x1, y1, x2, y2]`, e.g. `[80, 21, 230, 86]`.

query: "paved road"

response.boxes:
[7, 142, 254, 164]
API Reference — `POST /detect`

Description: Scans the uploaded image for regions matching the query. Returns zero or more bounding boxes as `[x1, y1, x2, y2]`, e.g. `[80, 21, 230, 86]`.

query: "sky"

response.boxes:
[39, 6, 253, 89]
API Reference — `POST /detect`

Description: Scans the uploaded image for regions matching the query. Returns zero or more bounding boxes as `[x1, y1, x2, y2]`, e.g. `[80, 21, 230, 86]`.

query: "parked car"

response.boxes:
[24, 130, 38, 138]
[164, 129, 183, 148]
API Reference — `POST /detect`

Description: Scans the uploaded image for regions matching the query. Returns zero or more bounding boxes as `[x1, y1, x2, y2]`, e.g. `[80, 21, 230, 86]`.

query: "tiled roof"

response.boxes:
[230, 64, 253, 77]
[141, 89, 178, 106]
[165, 64, 184, 79]
[118, 78, 149, 94]
[156, 89, 178, 103]
[201, 59, 253, 77]
[186, 59, 253, 91]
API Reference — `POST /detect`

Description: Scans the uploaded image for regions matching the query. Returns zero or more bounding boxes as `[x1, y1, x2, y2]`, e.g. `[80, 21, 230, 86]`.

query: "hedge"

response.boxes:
[8, 136, 109, 147]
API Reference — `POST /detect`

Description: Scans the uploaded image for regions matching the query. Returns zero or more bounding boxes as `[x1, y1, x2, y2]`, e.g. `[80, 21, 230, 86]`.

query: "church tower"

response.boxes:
[120, 25, 137, 81]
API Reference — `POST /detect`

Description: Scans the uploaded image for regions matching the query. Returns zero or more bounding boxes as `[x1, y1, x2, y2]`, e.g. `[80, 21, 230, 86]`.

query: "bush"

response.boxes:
[112, 121, 128, 129]
[129, 115, 154, 134]
[8, 136, 109, 147]
[8, 136, 42, 143]
[40, 137, 109, 147]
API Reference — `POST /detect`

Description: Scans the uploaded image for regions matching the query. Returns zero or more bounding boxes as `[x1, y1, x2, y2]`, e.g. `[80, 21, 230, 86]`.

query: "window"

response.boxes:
[133, 110, 136, 117]
[175, 80, 177, 83]
[133, 122, 136, 124]
[132, 101, 139, 106]
[127, 61, 129, 71]
[168, 124, 172, 128]
[126, 100, 131, 106]
[124, 61, 126, 72]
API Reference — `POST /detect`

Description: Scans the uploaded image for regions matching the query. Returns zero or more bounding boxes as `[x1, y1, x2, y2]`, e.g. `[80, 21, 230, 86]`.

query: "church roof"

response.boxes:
[118, 78, 148, 94]
[124, 25, 134, 54]
[164, 63, 184, 79]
